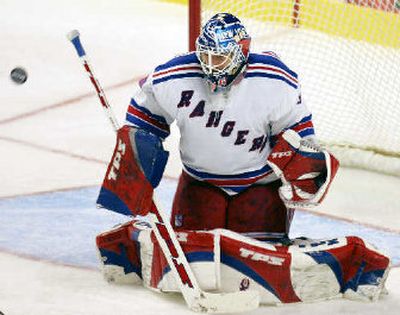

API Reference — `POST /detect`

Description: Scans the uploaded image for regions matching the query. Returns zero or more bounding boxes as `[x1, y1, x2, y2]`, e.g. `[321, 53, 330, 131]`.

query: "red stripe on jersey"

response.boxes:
[153, 65, 202, 78]
[291, 121, 314, 133]
[127, 105, 169, 132]
[261, 51, 280, 58]
[246, 65, 298, 84]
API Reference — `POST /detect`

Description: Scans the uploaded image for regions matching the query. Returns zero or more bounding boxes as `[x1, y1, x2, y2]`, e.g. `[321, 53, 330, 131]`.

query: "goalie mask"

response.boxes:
[196, 13, 251, 92]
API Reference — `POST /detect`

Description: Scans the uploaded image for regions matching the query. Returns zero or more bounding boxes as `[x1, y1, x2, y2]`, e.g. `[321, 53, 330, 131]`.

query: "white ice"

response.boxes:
[0, 0, 399, 314]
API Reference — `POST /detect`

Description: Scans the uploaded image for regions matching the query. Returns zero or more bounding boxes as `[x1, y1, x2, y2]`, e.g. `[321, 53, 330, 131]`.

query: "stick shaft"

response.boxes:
[67, 30, 120, 131]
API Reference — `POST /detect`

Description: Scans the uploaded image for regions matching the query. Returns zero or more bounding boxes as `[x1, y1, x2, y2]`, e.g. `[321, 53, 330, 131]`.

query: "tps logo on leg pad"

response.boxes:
[107, 139, 126, 181]
[239, 248, 285, 266]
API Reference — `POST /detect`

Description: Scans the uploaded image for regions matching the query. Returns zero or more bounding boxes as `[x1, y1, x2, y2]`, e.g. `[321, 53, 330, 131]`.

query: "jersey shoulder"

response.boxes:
[245, 52, 299, 89]
[152, 52, 203, 85]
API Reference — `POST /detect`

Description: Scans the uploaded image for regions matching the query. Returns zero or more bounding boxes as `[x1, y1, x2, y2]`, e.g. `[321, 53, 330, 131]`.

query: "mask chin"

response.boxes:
[208, 77, 228, 92]
[204, 62, 246, 93]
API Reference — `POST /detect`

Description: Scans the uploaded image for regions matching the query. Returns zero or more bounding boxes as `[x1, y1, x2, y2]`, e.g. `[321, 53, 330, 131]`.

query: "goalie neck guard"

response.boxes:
[196, 13, 251, 92]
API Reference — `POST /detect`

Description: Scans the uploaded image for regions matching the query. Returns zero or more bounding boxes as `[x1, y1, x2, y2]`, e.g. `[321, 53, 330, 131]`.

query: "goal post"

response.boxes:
[188, 0, 400, 176]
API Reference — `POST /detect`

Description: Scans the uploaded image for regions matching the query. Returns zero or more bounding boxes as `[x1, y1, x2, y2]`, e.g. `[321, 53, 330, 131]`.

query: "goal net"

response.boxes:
[189, 0, 400, 176]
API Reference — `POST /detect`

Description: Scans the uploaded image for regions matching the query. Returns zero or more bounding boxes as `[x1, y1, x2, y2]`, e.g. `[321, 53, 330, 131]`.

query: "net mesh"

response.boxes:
[199, 0, 400, 175]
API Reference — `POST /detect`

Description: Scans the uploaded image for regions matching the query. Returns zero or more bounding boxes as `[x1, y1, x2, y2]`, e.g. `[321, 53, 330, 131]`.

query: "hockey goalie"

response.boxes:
[95, 13, 390, 309]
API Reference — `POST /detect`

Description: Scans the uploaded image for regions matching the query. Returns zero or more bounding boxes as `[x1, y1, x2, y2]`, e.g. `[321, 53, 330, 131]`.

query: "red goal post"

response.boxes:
[188, 0, 400, 176]
[189, 0, 201, 51]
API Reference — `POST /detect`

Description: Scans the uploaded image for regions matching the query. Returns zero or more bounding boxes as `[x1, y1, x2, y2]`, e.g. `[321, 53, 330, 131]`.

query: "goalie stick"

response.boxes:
[67, 30, 260, 313]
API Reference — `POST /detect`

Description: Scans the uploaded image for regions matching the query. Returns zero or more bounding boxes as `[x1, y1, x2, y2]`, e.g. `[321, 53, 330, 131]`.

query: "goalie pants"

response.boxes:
[170, 171, 294, 237]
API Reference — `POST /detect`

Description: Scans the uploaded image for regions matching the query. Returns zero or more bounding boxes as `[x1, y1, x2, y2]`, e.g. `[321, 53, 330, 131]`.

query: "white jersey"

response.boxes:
[126, 52, 315, 195]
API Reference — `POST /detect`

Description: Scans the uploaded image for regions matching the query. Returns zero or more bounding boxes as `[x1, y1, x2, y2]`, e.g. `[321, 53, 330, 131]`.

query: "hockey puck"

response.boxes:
[10, 67, 28, 84]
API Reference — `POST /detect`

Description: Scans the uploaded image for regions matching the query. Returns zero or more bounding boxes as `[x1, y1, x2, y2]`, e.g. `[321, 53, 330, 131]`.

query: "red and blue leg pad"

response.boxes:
[96, 221, 145, 279]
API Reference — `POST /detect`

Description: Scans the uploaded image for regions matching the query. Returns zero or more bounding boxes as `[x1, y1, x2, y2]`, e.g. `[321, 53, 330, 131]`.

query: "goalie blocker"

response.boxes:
[96, 220, 390, 304]
[97, 125, 169, 216]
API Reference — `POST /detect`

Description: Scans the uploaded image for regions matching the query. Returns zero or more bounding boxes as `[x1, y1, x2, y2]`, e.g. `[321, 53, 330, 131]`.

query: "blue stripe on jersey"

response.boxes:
[130, 98, 168, 124]
[126, 113, 170, 139]
[295, 114, 313, 125]
[153, 72, 204, 85]
[298, 128, 315, 137]
[184, 163, 272, 180]
[248, 53, 298, 79]
[288, 114, 315, 137]
[154, 52, 199, 72]
[244, 72, 298, 89]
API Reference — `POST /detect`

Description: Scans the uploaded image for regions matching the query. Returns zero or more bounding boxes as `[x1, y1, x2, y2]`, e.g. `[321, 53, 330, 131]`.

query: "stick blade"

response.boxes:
[192, 290, 260, 313]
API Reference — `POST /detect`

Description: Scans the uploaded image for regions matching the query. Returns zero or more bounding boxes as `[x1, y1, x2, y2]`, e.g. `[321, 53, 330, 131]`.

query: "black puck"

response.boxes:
[10, 67, 28, 84]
